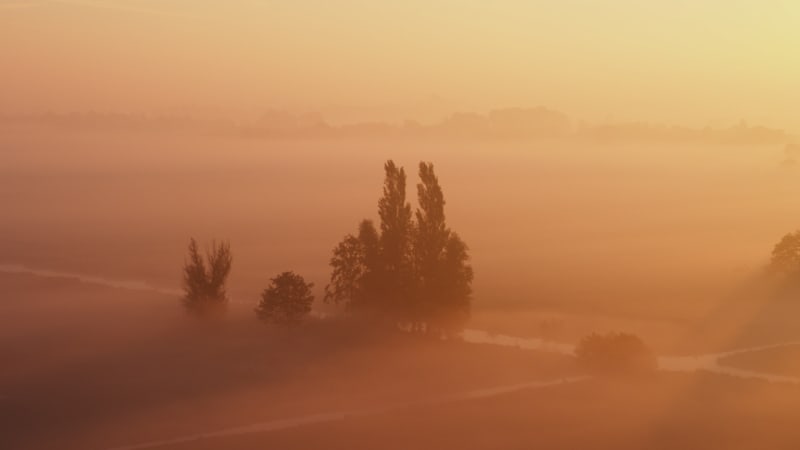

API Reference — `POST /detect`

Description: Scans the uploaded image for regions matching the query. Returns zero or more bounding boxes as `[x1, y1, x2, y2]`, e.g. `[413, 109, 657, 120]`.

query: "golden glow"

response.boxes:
[1, 1, 799, 128]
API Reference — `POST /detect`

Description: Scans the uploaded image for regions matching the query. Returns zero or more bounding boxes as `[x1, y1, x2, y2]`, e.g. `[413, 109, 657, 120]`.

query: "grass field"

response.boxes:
[4, 272, 800, 450]
[0, 273, 576, 449]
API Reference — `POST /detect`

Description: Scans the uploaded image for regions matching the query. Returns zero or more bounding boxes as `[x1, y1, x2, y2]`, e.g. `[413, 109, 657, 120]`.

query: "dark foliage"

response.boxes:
[575, 332, 656, 376]
[770, 230, 800, 277]
[325, 160, 473, 335]
[182, 238, 232, 318]
[257, 271, 315, 327]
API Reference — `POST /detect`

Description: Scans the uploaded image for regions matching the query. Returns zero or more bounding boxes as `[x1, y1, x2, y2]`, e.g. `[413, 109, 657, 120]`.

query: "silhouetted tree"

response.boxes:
[377, 160, 415, 319]
[770, 231, 800, 276]
[413, 162, 449, 293]
[257, 271, 314, 327]
[412, 162, 472, 334]
[325, 220, 380, 309]
[182, 238, 232, 318]
[432, 232, 473, 334]
[575, 332, 656, 376]
[325, 160, 473, 334]
[325, 161, 414, 318]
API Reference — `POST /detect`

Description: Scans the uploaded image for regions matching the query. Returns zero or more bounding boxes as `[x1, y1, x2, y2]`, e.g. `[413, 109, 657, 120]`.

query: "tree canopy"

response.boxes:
[575, 332, 656, 376]
[770, 230, 800, 276]
[325, 160, 473, 335]
[257, 271, 315, 327]
[182, 238, 232, 318]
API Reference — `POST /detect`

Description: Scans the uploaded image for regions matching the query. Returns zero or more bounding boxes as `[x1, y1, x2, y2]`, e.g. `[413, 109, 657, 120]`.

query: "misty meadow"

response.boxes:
[3, 2, 800, 450]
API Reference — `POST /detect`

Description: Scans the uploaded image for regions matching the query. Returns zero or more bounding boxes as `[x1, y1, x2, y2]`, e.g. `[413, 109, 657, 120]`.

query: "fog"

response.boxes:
[5, 1, 800, 448]
[2, 127, 796, 312]
[3, 123, 800, 447]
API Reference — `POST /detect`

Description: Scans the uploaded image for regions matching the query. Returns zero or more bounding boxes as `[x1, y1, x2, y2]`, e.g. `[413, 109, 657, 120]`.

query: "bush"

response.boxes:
[770, 230, 800, 277]
[256, 271, 314, 328]
[574, 332, 656, 376]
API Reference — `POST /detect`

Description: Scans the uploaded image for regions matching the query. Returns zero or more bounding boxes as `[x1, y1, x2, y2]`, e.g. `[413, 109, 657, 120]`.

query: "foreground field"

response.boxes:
[0, 273, 576, 450]
[180, 373, 800, 450]
[4, 272, 800, 450]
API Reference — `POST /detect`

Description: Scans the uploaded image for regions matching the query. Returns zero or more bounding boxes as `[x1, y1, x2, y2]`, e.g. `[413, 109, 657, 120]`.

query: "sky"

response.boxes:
[1, 0, 799, 129]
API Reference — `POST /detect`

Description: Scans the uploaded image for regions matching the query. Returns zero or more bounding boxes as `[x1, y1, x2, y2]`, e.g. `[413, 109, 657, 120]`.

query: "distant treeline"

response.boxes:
[1, 108, 793, 145]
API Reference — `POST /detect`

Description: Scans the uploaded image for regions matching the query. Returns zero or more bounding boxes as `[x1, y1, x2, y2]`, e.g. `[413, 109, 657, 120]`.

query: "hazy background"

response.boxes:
[2, 0, 800, 130]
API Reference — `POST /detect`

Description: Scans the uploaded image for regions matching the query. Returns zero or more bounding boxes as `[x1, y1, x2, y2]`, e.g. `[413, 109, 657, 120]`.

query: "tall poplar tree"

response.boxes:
[324, 160, 472, 334]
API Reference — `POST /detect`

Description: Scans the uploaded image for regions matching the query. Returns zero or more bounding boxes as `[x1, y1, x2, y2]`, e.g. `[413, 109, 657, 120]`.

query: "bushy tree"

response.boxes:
[257, 271, 315, 327]
[182, 238, 232, 318]
[770, 230, 800, 276]
[325, 162, 414, 318]
[325, 220, 379, 309]
[430, 232, 473, 334]
[575, 332, 656, 376]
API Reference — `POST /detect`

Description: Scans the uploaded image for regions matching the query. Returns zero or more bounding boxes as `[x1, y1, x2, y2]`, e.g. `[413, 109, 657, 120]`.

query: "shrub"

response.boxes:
[256, 271, 314, 328]
[575, 332, 656, 376]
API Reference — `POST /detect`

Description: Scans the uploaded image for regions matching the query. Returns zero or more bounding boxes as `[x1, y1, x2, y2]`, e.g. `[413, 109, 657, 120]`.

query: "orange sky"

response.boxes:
[1, 0, 799, 129]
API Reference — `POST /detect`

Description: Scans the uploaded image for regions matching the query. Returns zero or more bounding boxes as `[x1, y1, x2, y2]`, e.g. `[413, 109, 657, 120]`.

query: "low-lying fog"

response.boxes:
[4, 127, 800, 450]
[1, 128, 796, 313]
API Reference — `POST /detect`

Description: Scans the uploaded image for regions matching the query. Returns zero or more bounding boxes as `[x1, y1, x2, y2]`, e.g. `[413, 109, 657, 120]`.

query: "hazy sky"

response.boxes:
[2, 0, 799, 128]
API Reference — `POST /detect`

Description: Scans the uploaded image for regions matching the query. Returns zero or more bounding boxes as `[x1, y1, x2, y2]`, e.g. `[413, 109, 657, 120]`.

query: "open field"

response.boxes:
[169, 373, 800, 450]
[3, 270, 800, 449]
[0, 273, 576, 450]
[5, 4, 800, 449]
[3, 120, 800, 450]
